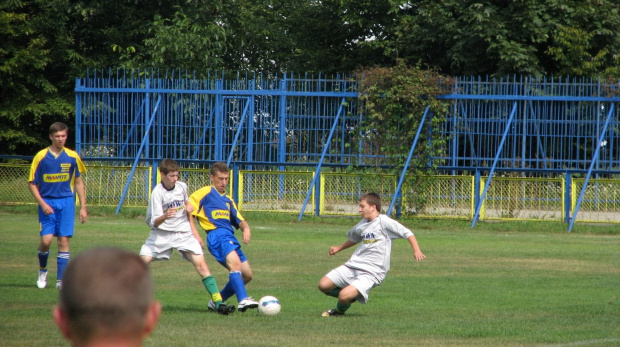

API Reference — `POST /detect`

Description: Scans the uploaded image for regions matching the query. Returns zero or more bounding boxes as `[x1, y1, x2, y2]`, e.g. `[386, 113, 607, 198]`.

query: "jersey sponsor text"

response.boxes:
[43, 173, 70, 182]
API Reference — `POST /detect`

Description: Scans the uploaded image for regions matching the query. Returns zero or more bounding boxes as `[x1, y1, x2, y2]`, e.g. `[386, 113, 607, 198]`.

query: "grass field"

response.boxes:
[0, 208, 618, 346]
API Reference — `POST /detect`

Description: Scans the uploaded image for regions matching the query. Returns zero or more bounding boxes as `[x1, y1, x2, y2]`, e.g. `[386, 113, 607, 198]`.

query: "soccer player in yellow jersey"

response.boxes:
[189, 162, 259, 312]
[28, 122, 87, 289]
[139, 159, 234, 315]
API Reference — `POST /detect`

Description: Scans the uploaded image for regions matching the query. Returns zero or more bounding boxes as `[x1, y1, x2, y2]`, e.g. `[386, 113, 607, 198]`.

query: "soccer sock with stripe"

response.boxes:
[57, 252, 70, 282]
[202, 275, 224, 308]
[37, 249, 49, 271]
[229, 271, 249, 301]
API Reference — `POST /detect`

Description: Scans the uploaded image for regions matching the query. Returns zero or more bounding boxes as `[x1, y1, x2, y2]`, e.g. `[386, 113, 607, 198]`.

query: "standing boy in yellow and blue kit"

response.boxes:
[29, 122, 87, 289]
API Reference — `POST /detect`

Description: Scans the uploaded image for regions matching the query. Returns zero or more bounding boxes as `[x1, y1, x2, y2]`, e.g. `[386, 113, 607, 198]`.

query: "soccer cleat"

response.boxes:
[55, 280, 62, 289]
[216, 303, 235, 315]
[208, 300, 236, 315]
[321, 309, 344, 317]
[237, 297, 259, 312]
[208, 300, 217, 311]
[37, 270, 48, 289]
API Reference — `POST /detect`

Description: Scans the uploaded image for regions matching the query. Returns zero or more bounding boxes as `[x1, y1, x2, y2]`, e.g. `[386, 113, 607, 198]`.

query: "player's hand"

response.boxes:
[164, 208, 175, 219]
[184, 201, 194, 213]
[414, 251, 426, 262]
[79, 208, 87, 224]
[328, 246, 339, 257]
[41, 203, 54, 215]
[242, 228, 251, 245]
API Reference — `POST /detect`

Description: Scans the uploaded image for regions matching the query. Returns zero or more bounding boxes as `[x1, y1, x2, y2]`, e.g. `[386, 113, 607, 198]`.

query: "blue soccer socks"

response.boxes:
[57, 252, 70, 281]
[229, 271, 249, 301]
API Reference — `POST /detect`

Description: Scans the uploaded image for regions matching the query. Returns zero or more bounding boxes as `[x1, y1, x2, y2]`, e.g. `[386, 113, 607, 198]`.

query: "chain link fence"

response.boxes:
[238, 171, 315, 214]
[572, 178, 620, 223]
[2, 163, 619, 224]
[481, 177, 564, 221]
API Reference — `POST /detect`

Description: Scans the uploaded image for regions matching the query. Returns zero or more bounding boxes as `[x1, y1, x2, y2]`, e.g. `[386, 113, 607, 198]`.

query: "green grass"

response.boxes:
[0, 209, 618, 346]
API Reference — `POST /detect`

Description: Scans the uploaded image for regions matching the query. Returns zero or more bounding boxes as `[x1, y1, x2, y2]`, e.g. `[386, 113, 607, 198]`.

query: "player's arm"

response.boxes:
[239, 220, 251, 245]
[28, 182, 53, 215]
[153, 208, 175, 228]
[74, 176, 87, 223]
[328, 239, 357, 257]
[184, 200, 194, 213]
[188, 213, 204, 248]
[407, 235, 426, 262]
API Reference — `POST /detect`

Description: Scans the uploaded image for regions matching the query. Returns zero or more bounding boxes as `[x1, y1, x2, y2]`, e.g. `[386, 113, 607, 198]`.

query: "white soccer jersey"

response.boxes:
[145, 181, 191, 232]
[344, 214, 414, 282]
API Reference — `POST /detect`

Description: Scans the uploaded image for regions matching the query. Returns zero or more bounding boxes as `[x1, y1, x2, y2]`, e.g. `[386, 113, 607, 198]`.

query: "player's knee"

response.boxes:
[339, 286, 358, 301]
[242, 271, 253, 283]
[57, 237, 70, 250]
[317, 278, 332, 293]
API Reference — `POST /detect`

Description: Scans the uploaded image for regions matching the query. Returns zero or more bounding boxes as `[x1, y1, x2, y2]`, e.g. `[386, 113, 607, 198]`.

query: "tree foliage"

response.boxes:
[356, 60, 452, 214]
[1, 0, 619, 156]
[357, 59, 450, 169]
[394, 0, 620, 77]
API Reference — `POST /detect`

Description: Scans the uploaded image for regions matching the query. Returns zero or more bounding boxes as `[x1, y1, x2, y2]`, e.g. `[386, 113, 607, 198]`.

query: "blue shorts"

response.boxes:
[39, 196, 75, 237]
[206, 228, 247, 266]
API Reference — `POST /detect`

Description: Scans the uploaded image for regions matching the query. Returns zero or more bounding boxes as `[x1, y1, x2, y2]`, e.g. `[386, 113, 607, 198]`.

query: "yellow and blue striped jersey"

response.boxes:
[189, 186, 244, 232]
[28, 148, 86, 199]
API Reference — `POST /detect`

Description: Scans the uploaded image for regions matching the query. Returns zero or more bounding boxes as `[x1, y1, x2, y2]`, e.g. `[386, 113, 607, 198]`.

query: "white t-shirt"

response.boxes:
[344, 214, 414, 281]
[145, 181, 191, 232]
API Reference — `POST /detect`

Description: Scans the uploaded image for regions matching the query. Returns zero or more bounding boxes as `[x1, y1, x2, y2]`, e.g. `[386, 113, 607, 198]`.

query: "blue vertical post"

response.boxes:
[471, 102, 518, 228]
[227, 98, 251, 167]
[232, 162, 240, 204]
[474, 169, 481, 219]
[568, 103, 615, 232]
[75, 79, 83, 154]
[564, 171, 571, 223]
[278, 75, 287, 169]
[247, 80, 255, 168]
[298, 98, 346, 221]
[215, 79, 224, 161]
[116, 96, 162, 214]
[278, 76, 287, 200]
[387, 106, 430, 217]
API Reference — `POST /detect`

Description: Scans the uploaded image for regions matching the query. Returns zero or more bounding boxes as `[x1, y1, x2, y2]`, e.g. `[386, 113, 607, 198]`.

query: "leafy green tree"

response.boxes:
[357, 59, 450, 168]
[393, 0, 620, 77]
[0, 0, 76, 155]
[356, 60, 451, 214]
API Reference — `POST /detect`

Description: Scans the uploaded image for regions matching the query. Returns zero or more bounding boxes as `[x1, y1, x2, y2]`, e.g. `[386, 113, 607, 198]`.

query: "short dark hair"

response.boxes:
[159, 159, 180, 175]
[210, 162, 229, 176]
[361, 192, 381, 212]
[49, 122, 68, 135]
[59, 247, 154, 343]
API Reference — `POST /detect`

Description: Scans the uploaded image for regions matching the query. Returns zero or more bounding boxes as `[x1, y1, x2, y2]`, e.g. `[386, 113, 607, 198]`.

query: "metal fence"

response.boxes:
[3, 163, 620, 225]
[3, 73, 619, 230]
[75, 72, 619, 173]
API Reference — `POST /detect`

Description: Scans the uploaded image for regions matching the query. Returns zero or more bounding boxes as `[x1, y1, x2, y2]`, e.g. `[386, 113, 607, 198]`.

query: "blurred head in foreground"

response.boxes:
[53, 247, 161, 347]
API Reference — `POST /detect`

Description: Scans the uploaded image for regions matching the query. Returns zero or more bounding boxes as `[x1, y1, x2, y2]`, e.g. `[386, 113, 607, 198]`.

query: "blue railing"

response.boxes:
[75, 71, 619, 174]
[75, 71, 620, 227]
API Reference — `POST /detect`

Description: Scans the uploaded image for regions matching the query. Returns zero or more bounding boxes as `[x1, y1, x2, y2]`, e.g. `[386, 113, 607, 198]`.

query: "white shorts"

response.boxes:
[139, 229, 203, 261]
[325, 265, 381, 304]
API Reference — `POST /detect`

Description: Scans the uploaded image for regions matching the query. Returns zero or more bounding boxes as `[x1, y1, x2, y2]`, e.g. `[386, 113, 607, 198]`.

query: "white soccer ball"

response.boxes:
[258, 295, 281, 316]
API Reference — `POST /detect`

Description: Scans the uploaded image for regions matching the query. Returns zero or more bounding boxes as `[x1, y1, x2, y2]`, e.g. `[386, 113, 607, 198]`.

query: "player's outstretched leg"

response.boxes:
[228, 271, 258, 312]
[189, 253, 235, 315]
